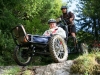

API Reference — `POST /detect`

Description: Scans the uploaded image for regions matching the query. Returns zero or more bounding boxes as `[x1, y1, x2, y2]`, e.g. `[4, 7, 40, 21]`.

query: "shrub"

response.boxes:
[70, 52, 100, 75]
[0, 30, 16, 65]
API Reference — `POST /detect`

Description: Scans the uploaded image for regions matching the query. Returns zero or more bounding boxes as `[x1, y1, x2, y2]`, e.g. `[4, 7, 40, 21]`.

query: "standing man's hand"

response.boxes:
[56, 18, 61, 22]
[70, 18, 73, 22]
[70, 18, 74, 23]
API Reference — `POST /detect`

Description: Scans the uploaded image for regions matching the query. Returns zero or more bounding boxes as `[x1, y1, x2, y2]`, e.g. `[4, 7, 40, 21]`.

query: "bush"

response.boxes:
[0, 30, 16, 65]
[70, 52, 100, 75]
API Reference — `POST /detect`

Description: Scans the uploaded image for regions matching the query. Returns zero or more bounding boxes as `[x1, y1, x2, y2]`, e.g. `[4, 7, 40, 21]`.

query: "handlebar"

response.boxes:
[56, 18, 70, 26]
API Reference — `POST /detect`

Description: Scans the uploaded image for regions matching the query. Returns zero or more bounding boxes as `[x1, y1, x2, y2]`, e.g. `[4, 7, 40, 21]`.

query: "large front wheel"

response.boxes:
[49, 35, 68, 63]
[13, 46, 32, 66]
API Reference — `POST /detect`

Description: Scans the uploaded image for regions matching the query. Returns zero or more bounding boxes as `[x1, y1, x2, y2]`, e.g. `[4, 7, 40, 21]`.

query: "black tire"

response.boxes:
[13, 46, 32, 66]
[80, 43, 88, 54]
[49, 35, 68, 63]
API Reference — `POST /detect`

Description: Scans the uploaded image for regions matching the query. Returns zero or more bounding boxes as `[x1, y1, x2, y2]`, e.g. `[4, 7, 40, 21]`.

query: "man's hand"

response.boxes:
[70, 18, 74, 23]
[56, 18, 61, 22]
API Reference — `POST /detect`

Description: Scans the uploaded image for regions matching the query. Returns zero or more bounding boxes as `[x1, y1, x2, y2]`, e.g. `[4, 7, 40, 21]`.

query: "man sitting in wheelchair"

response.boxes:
[11, 19, 66, 45]
[43, 19, 66, 38]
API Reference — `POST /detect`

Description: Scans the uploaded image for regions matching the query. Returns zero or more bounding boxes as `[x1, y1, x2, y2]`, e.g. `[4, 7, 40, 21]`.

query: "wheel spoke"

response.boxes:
[58, 51, 64, 58]
[16, 47, 31, 64]
[54, 39, 61, 48]
[54, 38, 65, 59]
[56, 49, 65, 59]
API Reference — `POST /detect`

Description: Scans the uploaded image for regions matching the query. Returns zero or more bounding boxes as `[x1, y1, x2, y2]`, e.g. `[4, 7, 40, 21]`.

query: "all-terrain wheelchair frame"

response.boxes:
[11, 25, 68, 66]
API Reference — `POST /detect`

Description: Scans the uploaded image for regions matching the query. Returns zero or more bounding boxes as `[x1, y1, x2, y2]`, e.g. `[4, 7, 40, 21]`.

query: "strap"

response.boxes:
[52, 28, 58, 34]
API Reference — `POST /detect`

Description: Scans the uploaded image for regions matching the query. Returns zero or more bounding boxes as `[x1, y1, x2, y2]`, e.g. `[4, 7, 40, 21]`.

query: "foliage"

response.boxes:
[3, 52, 100, 75]
[29, 56, 53, 66]
[0, 0, 63, 65]
[70, 52, 100, 75]
[0, 30, 15, 65]
[23, 0, 62, 34]
[4, 66, 20, 75]
[76, 0, 100, 40]
[0, 0, 62, 34]
[0, 0, 100, 67]
[66, 0, 100, 45]
[77, 30, 94, 44]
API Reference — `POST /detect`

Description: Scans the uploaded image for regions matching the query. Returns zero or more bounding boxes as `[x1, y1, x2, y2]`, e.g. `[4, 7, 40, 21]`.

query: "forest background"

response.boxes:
[0, 0, 100, 65]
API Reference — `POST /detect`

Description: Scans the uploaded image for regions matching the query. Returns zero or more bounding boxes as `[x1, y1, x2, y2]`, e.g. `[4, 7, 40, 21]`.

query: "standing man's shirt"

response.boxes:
[60, 11, 75, 25]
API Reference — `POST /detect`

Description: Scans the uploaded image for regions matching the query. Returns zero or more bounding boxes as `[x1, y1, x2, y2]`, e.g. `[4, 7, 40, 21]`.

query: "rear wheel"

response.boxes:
[49, 35, 68, 63]
[13, 46, 32, 66]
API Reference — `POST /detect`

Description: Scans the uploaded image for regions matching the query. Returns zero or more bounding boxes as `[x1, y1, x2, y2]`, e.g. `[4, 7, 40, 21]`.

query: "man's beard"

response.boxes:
[63, 11, 67, 14]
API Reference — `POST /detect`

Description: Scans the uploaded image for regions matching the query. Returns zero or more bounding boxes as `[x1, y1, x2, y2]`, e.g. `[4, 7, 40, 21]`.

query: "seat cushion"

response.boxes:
[33, 35, 51, 44]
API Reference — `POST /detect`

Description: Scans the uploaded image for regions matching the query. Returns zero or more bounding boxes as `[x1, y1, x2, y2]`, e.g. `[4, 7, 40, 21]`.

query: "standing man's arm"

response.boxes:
[69, 12, 75, 24]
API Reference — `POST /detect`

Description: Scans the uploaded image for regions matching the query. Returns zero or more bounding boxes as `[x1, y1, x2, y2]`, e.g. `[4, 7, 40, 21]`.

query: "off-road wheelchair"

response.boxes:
[11, 25, 68, 66]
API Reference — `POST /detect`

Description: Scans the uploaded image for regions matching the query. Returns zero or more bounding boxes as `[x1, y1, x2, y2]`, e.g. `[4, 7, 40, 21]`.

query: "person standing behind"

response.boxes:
[57, 6, 76, 38]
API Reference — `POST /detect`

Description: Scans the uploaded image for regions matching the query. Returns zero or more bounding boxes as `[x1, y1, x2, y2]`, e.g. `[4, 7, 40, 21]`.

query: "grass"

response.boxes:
[2, 49, 100, 75]
[29, 55, 53, 66]
[70, 52, 100, 75]
[68, 53, 80, 60]
[3, 66, 35, 75]
[4, 66, 20, 75]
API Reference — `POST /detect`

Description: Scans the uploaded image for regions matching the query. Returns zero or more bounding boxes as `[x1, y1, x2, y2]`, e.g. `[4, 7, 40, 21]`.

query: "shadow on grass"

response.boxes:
[68, 53, 80, 60]
[30, 53, 80, 66]
[30, 55, 53, 66]
[10, 53, 80, 66]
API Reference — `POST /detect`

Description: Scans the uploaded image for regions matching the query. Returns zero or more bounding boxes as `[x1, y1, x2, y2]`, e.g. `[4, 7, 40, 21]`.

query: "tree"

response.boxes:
[23, 0, 62, 34]
[76, 0, 100, 40]
[0, 0, 63, 65]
